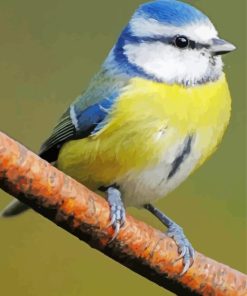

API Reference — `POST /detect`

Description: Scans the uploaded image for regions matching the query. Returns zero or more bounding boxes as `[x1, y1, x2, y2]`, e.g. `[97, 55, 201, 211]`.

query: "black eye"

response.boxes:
[175, 35, 189, 49]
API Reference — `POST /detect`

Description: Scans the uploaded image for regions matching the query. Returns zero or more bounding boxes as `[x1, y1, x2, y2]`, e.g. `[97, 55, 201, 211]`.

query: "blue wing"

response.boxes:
[39, 92, 118, 162]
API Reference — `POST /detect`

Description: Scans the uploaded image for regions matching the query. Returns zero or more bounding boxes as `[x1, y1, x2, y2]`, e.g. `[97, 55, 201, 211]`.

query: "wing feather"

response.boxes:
[39, 92, 118, 163]
[39, 110, 76, 162]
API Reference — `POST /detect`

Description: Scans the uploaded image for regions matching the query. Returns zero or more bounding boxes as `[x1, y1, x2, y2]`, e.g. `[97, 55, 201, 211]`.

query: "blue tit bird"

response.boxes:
[1, 0, 235, 274]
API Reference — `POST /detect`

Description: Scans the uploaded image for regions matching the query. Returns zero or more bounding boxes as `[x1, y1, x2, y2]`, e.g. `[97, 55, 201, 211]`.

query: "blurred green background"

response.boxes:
[0, 1, 246, 295]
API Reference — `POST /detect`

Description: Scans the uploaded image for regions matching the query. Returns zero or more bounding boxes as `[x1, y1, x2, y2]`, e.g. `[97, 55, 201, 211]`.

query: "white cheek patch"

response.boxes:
[130, 17, 218, 43]
[124, 42, 217, 85]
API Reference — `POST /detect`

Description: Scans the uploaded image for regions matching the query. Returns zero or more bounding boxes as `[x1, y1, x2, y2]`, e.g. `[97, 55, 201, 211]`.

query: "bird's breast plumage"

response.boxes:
[57, 74, 231, 206]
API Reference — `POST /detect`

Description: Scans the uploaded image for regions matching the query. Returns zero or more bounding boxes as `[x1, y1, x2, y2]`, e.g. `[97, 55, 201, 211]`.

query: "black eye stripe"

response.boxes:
[171, 35, 208, 50]
[173, 36, 197, 50]
[127, 34, 209, 50]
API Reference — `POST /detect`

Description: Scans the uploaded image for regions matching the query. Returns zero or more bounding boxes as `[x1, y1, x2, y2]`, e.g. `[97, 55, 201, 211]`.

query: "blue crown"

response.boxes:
[136, 0, 207, 26]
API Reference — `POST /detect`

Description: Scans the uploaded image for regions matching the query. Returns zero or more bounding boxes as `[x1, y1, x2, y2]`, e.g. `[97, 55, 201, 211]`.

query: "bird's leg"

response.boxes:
[105, 186, 126, 241]
[144, 203, 195, 275]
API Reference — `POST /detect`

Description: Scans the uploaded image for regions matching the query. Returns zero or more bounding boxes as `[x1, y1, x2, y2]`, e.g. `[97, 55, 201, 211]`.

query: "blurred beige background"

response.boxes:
[0, 1, 246, 295]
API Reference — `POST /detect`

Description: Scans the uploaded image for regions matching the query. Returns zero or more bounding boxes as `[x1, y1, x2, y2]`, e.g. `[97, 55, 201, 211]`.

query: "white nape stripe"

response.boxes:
[130, 17, 218, 43]
[70, 105, 79, 130]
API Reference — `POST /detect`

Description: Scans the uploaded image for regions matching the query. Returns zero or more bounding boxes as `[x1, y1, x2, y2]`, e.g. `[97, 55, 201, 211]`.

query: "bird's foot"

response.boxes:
[144, 204, 195, 275]
[107, 187, 126, 242]
[166, 222, 195, 276]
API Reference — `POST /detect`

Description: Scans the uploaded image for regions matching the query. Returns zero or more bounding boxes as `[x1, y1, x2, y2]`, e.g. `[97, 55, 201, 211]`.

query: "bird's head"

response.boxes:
[110, 0, 236, 86]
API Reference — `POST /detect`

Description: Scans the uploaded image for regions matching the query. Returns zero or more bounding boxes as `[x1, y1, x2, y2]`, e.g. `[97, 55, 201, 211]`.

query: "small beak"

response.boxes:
[210, 38, 236, 56]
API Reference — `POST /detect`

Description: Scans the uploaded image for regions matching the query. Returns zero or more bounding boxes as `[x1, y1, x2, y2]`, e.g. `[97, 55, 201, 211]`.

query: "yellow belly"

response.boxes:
[57, 74, 231, 195]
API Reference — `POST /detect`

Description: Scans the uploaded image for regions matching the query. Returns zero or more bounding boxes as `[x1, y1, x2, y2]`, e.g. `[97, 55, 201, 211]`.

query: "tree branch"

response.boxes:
[0, 131, 246, 296]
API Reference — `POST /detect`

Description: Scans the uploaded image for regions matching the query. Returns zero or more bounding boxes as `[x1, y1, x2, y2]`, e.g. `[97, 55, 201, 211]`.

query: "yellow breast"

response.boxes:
[57, 74, 231, 190]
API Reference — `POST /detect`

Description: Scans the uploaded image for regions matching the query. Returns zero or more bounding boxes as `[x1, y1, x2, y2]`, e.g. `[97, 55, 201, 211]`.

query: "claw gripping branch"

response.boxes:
[0, 131, 246, 296]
